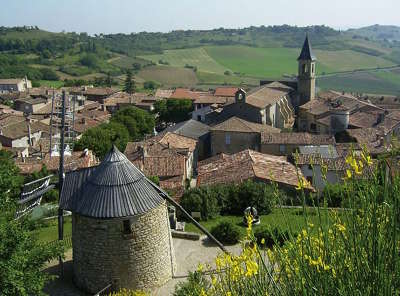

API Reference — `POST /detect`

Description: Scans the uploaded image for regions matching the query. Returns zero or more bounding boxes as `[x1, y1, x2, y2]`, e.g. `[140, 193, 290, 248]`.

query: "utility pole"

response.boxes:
[58, 90, 66, 278]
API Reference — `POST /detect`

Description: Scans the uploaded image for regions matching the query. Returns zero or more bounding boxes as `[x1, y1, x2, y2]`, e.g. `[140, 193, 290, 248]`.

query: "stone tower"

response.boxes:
[60, 146, 175, 293]
[297, 35, 316, 105]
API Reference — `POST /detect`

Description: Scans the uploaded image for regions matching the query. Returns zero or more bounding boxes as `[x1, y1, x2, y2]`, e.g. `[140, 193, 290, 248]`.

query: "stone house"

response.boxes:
[197, 149, 313, 192]
[14, 96, 49, 114]
[0, 77, 32, 93]
[124, 132, 197, 198]
[297, 90, 385, 134]
[191, 95, 231, 123]
[210, 116, 280, 156]
[207, 82, 295, 129]
[260, 132, 335, 156]
[0, 115, 50, 148]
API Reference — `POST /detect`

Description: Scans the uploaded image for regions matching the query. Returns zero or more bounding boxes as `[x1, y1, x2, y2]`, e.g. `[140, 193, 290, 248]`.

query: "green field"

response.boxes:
[38, 80, 65, 88]
[318, 70, 400, 96]
[139, 47, 229, 74]
[137, 65, 198, 87]
[140, 45, 397, 81]
[196, 71, 259, 86]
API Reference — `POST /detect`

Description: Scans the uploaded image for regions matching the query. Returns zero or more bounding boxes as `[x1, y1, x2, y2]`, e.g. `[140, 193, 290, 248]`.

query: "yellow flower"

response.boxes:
[296, 176, 311, 190]
[226, 292, 232, 296]
[200, 288, 207, 296]
[345, 169, 352, 179]
[334, 223, 346, 232]
[197, 263, 204, 273]
[261, 238, 265, 245]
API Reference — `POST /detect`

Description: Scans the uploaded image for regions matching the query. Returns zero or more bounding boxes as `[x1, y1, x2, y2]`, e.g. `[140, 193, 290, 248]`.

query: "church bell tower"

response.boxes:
[297, 35, 316, 105]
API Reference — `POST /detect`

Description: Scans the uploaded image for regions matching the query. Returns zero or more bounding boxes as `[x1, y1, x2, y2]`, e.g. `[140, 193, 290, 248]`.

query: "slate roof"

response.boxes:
[197, 149, 312, 190]
[297, 35, 316, 61]
[211, 116, 281, 133]
[261, 132, 335, 145]
[59, 146, 164, 218]
[164, 119, 210, 139]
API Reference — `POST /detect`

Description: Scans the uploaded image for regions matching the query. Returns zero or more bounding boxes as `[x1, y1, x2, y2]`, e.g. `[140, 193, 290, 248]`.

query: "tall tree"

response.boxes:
[123, 70, 135, 94]
[74, 122, 130, 160]
[111, 106, 155, 141]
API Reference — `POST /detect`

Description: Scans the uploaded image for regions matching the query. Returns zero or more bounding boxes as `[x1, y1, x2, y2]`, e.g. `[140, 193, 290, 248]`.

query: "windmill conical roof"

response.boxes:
[60, 145, 164, 218]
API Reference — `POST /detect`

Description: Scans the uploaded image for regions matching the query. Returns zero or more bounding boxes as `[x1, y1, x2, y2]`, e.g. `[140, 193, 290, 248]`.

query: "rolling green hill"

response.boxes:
[1, 25, 400, 95]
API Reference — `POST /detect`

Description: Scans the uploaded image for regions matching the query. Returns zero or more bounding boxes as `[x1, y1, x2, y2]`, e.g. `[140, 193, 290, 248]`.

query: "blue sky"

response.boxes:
[1, 0, 399, 34]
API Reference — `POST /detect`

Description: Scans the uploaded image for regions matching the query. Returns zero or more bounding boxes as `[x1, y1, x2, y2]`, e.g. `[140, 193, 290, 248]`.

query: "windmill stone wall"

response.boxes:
[72, 200, 175, 293]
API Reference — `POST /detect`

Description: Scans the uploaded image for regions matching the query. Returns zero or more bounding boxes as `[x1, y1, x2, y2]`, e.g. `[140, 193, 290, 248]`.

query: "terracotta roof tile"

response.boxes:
[214, 87, 239, 97]
[197, 150, 312, 190]
[261, 132, 335, 145]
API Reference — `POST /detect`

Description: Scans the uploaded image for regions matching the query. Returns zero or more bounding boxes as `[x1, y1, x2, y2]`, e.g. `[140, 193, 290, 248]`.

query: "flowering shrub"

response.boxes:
[174, 149, 400, 295]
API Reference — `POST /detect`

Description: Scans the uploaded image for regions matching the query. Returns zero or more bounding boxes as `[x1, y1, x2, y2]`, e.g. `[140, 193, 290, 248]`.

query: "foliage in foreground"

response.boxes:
[109, 289, 148, 296]
[174, 150, 400, 295]
[0, 155, 64, 296]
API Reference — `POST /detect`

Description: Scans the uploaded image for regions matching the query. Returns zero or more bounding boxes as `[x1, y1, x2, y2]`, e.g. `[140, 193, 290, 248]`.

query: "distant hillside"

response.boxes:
[0, 25, 399, 95]
[347, 25, 400, 42]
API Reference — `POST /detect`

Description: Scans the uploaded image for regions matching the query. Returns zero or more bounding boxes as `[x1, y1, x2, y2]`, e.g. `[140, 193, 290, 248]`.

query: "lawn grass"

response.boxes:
[33, 216, 72, 244]
[185, 208, 334, 239]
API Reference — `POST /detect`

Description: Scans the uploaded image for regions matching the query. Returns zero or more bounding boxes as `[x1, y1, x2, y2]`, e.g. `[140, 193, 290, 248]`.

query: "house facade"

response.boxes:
[210, 116, 280, 156]
[0, 77, 32, 93]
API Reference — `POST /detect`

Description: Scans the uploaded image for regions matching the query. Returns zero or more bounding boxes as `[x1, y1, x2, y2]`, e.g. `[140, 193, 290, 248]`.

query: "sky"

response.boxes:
[1, 0, 399, 34]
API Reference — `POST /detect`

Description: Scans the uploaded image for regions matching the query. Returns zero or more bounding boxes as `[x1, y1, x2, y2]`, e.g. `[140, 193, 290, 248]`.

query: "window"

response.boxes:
[302, 64, 307, 74]
[279, 145, 286, 153]
[225, 134, 231, 145]
[197, 115, 202, 121]
[311, 64, 315, 74]
[308, 164, 313, 170]
[123, 220, 132, 234]
[310, 123, 317, 131]
[306, 176, 313, 184]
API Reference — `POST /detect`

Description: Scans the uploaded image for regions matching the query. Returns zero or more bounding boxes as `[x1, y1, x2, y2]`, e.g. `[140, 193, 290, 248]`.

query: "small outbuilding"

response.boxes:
[60, 145, 175, 293]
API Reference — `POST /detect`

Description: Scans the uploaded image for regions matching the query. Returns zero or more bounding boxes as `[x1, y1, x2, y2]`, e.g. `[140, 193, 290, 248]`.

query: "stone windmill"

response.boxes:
[59, 146, 176, 293]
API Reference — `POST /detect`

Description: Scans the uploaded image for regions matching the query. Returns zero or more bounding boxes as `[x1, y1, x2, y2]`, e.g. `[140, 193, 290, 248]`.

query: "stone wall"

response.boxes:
[72, 201, 175, 293]
[211, 130, 259, 155]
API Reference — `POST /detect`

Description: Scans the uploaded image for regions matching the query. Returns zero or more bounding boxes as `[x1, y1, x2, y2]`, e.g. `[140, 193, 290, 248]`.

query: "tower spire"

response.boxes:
[297, 34, 316, 61]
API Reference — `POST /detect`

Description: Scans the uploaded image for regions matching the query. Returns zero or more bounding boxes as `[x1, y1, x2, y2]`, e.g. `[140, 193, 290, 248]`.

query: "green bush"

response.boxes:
[210, 221, 241, 245]
[180, 180, 278, 220]
[254, 226, 293, 248]
[180, 187, 220, 220]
